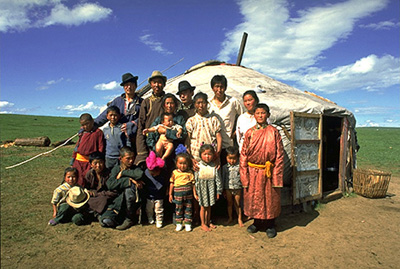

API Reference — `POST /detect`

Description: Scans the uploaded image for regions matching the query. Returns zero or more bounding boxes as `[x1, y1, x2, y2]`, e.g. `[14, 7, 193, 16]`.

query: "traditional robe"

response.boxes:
[72, 128, 105, 186]
[135, 93, 165, 165]
[240, 124, 284, 220]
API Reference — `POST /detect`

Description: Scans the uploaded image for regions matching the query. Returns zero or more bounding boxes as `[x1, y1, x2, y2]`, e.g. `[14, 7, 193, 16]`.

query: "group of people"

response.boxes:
[49, 70, 284, 238]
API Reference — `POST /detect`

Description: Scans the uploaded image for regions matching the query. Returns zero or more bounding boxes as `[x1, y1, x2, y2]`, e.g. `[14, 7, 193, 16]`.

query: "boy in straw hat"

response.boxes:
[135, 70, 167, 166]
[49, 186, 91, 226]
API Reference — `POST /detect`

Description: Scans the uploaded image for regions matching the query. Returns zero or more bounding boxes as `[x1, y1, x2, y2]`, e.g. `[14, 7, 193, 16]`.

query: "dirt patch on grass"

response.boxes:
[1, 176, 399, 268]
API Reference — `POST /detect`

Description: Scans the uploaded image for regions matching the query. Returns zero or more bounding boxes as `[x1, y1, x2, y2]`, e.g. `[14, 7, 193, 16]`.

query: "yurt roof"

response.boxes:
[147, 60, 356, 127]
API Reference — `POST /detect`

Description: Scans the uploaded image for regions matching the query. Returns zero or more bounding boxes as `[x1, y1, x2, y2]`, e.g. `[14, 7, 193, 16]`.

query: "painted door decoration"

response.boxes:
[291, 112, 322, 204]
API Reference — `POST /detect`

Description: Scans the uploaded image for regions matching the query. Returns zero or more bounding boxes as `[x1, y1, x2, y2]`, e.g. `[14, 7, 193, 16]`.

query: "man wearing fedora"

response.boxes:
[176, 80, 196, 120]
[135, 70, 167, 166]
[95, 72, 143, 147]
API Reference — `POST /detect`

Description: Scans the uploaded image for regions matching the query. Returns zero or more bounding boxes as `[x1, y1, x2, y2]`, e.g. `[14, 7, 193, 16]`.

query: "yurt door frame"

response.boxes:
[290, 112, 323, 204]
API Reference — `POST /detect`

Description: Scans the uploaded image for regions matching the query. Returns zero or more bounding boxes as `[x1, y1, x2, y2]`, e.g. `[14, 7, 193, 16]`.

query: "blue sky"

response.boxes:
[1, 0, 399, 127]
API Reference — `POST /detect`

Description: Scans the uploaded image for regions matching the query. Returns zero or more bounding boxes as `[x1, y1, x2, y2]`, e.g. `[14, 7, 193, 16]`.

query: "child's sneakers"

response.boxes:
[148, 219, 155, 225]
[185, 224, 192, 232]
[156, 221, 162, 228]
[48, 219, 57, 226]
[175, 224, 183, 231]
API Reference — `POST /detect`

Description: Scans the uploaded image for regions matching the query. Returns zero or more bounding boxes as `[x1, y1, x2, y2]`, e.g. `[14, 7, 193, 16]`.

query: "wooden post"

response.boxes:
[236, 32, 248, 66]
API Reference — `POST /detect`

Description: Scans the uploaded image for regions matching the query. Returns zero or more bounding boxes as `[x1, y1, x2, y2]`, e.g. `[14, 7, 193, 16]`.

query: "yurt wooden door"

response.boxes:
[290, 112, 323, 204]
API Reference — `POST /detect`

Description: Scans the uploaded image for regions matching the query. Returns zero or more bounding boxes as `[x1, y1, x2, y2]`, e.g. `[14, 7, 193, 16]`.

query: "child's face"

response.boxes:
[255, 108, 270, 125]
[91, 159, 105, 174]
[107, 111, 120, 126]
[226, 154, 238, 165]
[65, 171, 77, 186]
[179, 89, 194, 105]
[200, 149, 214, 164]
[120, 152, 135, 168]
[194, 98, 208, 116]
[80, 119, 95, 132]
[162, 115, 174, 127]
[176, 156, 189, 172]
[212, 83, 226, 100]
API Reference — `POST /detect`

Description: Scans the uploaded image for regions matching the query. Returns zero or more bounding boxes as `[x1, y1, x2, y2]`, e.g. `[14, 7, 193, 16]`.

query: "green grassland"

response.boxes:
[356, 127, 400, 176]
[0, 114, 399, 267]
[0, 114, 80, 143]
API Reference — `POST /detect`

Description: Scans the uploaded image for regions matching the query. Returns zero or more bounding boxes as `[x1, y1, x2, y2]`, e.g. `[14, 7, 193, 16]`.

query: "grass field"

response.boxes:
[0, 114, 399, 267]
[1, 114, 398, 175]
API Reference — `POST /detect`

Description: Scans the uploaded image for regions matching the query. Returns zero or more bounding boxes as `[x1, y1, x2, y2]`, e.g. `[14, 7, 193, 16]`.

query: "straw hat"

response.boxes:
[66, 186, 90, 209]
[148, 70, 167, 84]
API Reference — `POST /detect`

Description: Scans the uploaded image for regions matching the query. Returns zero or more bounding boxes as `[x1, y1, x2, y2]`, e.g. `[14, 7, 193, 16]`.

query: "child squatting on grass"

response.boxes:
[100, 146, 144, 230]
[49, 167, 91, 226]
[195, 144, 222, 232]
[169, 152, 197, 232]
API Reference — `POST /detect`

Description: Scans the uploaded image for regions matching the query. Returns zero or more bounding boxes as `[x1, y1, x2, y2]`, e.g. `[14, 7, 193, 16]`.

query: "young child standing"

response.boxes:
[103, 106, 132, 169]
[49, 167, 78, 225]
[72, 113, 105, 186]
[221, 146, 244, 227]
[143, 151, 167, 228]
[195, 144, 222, 232]
[100, 147, 144, 230]
[143, 112, 183, 160]
[169, 153, 197, 232]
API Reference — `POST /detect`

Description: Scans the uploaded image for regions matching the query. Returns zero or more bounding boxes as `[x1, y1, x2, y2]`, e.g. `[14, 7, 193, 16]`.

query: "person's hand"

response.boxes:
[130, 179, 145, 189]
[142, 129, 149, 135]
[169, 194, 173, 203]
[216, 193, 220, 200]
[192, 158, 199, 171]
[194, 194, 199, 201]
[176, 130, 182, 138]
[121, 123, 127, 133]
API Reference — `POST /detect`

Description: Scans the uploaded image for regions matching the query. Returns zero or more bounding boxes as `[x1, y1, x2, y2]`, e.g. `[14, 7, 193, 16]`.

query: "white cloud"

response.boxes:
[94, 81, 119, 91]
[218, 0, 396, 93]
[0, 101, 15, 108]
[41, 3, 112, 27]
[139, 34, 173, 55]
[0, 100, 15, 113]
[352, 106, 398, 115]
[298, 54, 400, 93]
[37, 77, 64, 90]
[0, 0, 112, 32]
[360, 20, 400, 30]
[57, 101, 101, 112]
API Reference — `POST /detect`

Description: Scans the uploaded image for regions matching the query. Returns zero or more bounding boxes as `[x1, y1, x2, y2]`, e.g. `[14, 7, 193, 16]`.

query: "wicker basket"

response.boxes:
[353, 169, 391, 198]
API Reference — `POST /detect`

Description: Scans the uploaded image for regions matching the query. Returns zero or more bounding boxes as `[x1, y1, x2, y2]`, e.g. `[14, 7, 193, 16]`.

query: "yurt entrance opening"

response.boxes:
[322, 116, 343, 193]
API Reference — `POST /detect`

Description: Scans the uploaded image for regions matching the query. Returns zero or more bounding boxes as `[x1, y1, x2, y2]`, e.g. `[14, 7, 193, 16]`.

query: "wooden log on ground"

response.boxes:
[14, 136, 51, 147]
